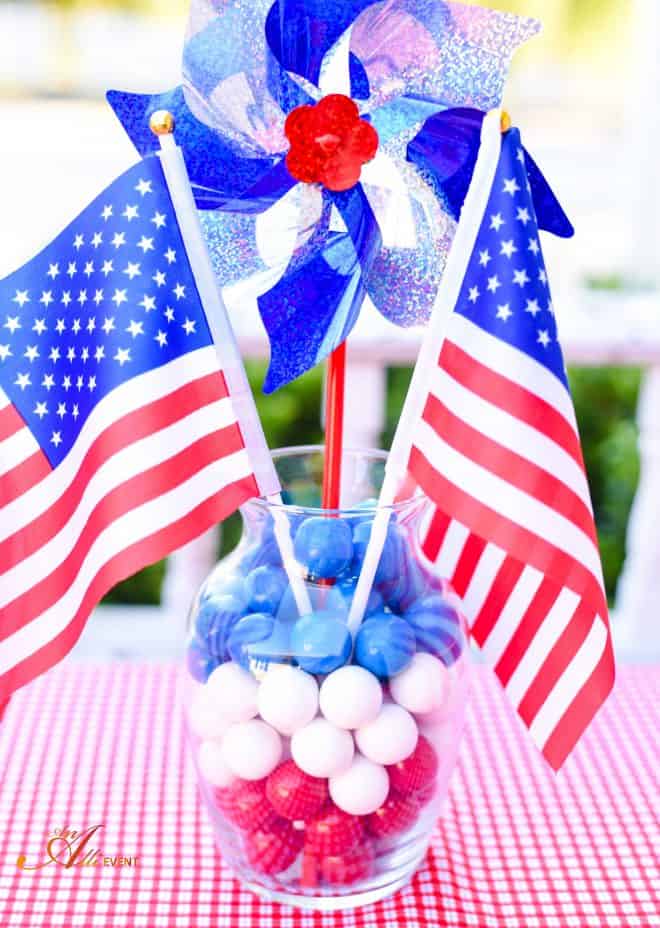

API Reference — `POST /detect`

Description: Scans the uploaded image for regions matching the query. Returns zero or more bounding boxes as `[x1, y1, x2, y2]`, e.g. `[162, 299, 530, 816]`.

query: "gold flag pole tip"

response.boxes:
[500, 110, 512, 134]
[149, 111, 175, 136]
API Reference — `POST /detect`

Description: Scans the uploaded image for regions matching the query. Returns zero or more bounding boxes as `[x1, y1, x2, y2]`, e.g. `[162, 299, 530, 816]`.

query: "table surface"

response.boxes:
[0, 663, 657, 928]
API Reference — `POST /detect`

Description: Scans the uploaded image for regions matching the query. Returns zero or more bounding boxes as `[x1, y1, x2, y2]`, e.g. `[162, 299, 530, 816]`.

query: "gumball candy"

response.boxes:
[227, 613, 290, 671]
[194, 593, 245, 660]
[387, 734, 438, 794]
[187, 686, 232, 741]
[214, 778, 278, 832]
[320, 838, 375, 886]
[319, 666, 383, 730]
[290, 612, 352, 675]
[221, 719, 283, 780]
[380, 558, 430, 614]
[355, 703, 418, 765]
[405, 596, 465, 666]
[291, 718, 354, 778]
[389, 652, 450, 715]
[186, 639, 220, 684]
[329, 754, 389, 816]
[365, 792, 420, 839]
[354, 614, 416, 679]
[245, 566, 288, 614]
[200, 571, 247, 606]
[245, 820, 304, 875]
[415, 779, 437, 806]
[352, 520, 402, 585]
[294, 516, 353, 579]
[305, 806, 363, 857]
[338, 578, 383, 615]
[197, 740, 236, 790]
[257, 664, 319, 735]
[266, 760, 329, 821]
[205, 661, 259, 724]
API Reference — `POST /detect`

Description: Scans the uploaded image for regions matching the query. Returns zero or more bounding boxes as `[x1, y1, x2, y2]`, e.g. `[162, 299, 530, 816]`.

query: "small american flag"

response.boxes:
[410, 124, 615, 770]
[0, 155, 274, 705]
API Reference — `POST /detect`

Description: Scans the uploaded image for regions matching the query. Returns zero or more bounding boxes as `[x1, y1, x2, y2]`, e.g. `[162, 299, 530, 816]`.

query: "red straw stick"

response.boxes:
[322, 341, 347, 511]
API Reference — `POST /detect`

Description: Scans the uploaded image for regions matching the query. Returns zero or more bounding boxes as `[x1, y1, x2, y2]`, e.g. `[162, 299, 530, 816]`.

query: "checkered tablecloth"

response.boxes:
[0, 662, 657, 928]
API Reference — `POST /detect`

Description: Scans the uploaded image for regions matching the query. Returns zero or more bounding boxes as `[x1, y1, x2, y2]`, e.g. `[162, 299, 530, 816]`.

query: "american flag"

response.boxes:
[0, 156, 273, 705]
[410, 126, 615, 770]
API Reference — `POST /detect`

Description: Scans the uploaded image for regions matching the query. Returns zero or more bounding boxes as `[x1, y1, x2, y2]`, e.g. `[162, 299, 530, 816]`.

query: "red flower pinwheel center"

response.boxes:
[284, 94, 379, 193]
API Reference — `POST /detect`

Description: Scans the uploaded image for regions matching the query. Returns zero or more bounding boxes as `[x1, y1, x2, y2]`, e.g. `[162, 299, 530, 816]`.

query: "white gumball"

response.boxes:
[187, 687, 231, 740]
[221, 719, 282, 780]
[319, 666, 383, 730]
[355, 703, 418, 765]
[197, 740, 236, 789]
[329, 754, 389, 816]
[389, 652, 450, 716]
[206, 661, 259, 723]
[291, 718, 354, 778]
[257, 665, 319, 735]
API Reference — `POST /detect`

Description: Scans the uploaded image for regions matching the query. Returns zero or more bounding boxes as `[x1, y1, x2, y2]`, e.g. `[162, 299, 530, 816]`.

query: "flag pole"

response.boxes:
[149, 111, 313, 618]
[346, 108, 505, 636]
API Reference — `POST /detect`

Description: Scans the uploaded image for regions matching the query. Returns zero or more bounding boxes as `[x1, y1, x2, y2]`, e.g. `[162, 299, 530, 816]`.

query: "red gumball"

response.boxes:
[365, 793, 420, 840]
[213, 779, 279, 832]
[266, 761, 329, 822]
[320, 838, 376, 886]
[415, 779, 437, 806]
[305, 805, 363, 858]
[244, 820, 304, 876]
[387, 735, 438, 794]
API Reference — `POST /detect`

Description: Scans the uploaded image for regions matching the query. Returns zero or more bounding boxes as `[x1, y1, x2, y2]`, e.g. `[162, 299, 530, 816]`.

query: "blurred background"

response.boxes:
[0, 0, 656, 657]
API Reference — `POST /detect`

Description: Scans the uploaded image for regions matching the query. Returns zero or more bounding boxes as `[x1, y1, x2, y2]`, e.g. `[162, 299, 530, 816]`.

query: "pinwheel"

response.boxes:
[108, 0, 571, 396]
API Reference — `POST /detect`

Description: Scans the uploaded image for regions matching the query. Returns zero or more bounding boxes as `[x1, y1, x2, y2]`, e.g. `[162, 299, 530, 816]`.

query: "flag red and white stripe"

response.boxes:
[0, 352, 261, 705]
[0, 149, 286, 709]
[414, 319, 614, 770]
[406, 112, 615, 770]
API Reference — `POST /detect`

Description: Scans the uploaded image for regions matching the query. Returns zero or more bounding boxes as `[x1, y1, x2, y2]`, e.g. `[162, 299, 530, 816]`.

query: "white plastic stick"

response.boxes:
[157, 134, 313, 617]
[346, 109, 504, 636]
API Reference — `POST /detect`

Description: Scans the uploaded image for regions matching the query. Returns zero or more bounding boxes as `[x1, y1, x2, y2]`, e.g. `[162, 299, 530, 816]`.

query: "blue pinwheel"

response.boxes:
[109, 0, 571, 393]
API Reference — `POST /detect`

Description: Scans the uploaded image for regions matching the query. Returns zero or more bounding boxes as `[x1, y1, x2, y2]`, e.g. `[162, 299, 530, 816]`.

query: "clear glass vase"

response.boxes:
[182, 446, 470, 910]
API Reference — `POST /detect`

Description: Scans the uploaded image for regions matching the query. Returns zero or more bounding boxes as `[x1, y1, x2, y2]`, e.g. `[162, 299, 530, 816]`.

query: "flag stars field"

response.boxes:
[0, 158, 215, 466]
[452, 128, 566, 386]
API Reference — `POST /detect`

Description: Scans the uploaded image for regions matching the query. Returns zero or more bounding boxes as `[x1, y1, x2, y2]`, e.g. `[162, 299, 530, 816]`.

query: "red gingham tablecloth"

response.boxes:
[0, 662, 657, 928]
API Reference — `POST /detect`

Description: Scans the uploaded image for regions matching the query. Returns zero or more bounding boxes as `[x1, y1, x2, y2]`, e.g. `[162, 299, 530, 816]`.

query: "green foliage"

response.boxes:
[567, 366, 641, 600]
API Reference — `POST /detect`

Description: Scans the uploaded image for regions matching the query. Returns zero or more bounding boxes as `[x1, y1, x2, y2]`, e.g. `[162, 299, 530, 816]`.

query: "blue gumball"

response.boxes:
[293, 517, 353, 579]
[290, 611, 352, 674]
[245, 566, 287, 614]
[352, 520, 403, 586]
[404, 596, 465, 666]
[186, 638, 221, 683]
[194, 593, 246, 660]
[227, 613, 290, 670]
[337, 578, 384, 616]
[354, 613, 416, 679]
[380, 556, 430, 614]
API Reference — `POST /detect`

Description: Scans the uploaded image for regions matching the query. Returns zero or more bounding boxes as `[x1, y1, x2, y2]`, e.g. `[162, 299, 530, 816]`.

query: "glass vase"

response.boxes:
[182, 446, 470, 910]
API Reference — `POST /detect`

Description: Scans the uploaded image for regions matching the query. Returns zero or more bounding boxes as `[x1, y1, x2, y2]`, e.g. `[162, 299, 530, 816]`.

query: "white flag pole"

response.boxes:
[150, 112, 313, 618]
[346, 108, 504, 636]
